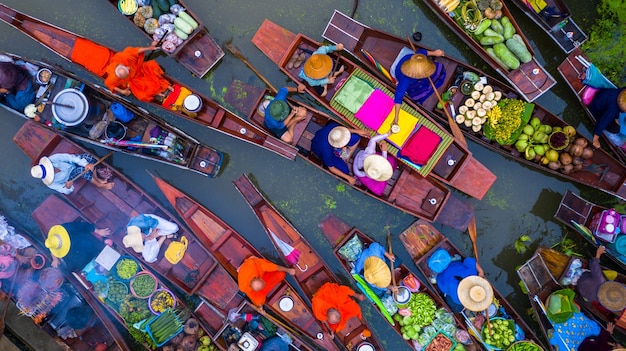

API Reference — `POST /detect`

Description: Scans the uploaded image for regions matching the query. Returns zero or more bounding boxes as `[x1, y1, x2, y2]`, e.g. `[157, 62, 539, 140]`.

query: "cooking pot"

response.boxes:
[393, 286, 412, 309]
[182, 94, 202, 117]
[106, 121, 127, 140]
[356, 342, 375, 351]
[52, 88, 89, 126]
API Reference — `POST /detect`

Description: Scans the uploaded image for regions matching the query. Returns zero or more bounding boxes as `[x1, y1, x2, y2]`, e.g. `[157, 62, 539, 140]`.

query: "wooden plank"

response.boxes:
[251, 19, 296, 65]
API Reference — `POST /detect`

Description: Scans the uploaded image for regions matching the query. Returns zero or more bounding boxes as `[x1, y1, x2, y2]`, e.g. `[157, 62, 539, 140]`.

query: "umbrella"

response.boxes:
[269, 229, 308, 272]
[360, 49, 396, 84]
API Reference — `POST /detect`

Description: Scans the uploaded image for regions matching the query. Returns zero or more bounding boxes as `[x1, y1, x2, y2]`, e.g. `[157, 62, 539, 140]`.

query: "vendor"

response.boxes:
[589, 88, 626, 149]
[0, 61, 36, 111]
[298, 43, 345, 97]
[311, 122, 368, 185]
[574, 246, 607, 303]
[45, 221, 110, 273]
[122, 214, 179, 263]
[312, 282, 365, 338]
[261, 84, 308, 144]
[352, 134, 395, 195]
[352, 241, 399, 296]
[436, 254, 485, 311]
[31, 153, 114, 194]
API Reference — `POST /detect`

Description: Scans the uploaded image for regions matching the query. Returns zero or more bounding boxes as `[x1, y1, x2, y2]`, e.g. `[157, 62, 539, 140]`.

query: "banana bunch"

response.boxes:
[119, 0, 138, 15]
[437, 0, 460, 13]
[461, 0, 482, 31]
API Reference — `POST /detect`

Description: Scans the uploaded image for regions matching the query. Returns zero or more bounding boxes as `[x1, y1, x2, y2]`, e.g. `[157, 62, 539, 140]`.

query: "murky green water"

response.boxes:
[0, 0, 619, 349]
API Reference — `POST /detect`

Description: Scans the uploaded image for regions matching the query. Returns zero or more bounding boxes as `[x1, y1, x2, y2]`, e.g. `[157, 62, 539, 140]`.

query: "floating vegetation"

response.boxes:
[514, 235, 531, 254]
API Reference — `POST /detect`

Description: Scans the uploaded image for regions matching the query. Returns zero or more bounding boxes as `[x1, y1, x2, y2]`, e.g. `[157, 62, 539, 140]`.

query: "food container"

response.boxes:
[238, 332, 259, 351]
[278, 296, 294, 312]
[130, 271, 157, 298]
[425, 331, 457, 351]
[481, 317, 515, 350]
[52, 88, 89, 126]
[594, 209, 621, 243]
[36, 68, 52, 85]
[106, 280, 129, 305]
[149, 288, 176, 315]
[112, 256, 139, 282]
[118, 0, 138, 15]
[182, 94, 202, 117]
[146, 308, 183, 346]
[394, 286, 412, 308]
[356, 342, 375, 351]
[506, 340, 544, 351]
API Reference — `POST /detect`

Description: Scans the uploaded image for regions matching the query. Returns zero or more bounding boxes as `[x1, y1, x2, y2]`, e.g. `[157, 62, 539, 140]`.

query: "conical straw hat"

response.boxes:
[618, 90, 626, 112]
[458, 276, 493, 312]
[303, 54, 333, 80]
[401, 54, 436, 79]
[364, 154, 393, 181]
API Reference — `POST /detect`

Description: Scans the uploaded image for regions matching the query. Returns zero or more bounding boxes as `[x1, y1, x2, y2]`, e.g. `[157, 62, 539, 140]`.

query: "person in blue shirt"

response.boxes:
[298, 43, 345, 97]
[352, 241, 399, 297]
[311, 122, 368, 185]
[0, 61, 36, 112]
[30, 153, 114, 194]
[391, 48, 446, 127]
[436, 256, 485, 312]
[589, 88, 626, 149]
[262, 84, 307, 144]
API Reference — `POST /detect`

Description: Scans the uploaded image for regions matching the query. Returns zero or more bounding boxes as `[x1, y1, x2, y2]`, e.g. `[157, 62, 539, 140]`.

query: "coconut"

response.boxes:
[472, 117, 482, 126]
[573, 163, 583, 171]
[455, 114, 465, 124]
[479, 94, 487, 102]
[474, 102, 482, 110]
[482, 101, 492, 110]
[548, 161, 561, 170]
[482, 85, 493, 94]
[184, 318, 199, 335]
[459, 105, 469, 114]
[572, 157, 583, 166]
[486, 92, 495, 101]
[465, 98, 475, 108]
[570, 144, 584, 158]
[561, 164, 574, 174]
[181, 335, 197, 351]
[474, 82, 484, 91]
[464, 119, 473, 127]
[494, 91, 502, 101]
[472, 124, 482, 132]
[466, 110, 477, 119]
[582, 147, 594, 159]
[477, 108, 487, 117]
[559, 152, 572, 165]
[573, 138, 588, 148]
[471, 91, 481, 100]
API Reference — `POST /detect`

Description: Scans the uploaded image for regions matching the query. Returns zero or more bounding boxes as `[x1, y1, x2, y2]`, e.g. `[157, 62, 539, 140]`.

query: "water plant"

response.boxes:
[551, 234, 582, 257]
[514, 234, 531, 254]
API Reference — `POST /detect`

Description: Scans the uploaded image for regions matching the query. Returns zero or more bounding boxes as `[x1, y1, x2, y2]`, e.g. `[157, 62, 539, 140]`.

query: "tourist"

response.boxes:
[575, 245, 607, 302]
[30, 153, 114, 194]
[352, 241, 398, 296]
[311, 122, 368, 185]
[312, 282, 364, 338]
[261, 84, 308, 144]
[353, 133, 396, 195]
[46, 221, 110, 272]
[122, 214, 179, 263]
[0, 61, 36, 111]
[436, 255, 485, 311]
[237, 256, 296, 306]
[589, 88, 626, 149]
[298, 43, 345, 97]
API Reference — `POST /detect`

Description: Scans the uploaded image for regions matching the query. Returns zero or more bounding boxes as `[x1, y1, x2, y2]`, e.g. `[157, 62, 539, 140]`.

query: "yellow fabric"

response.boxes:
[527, 0, 547, 13]
[170, 87, 193, 111]
[377, 107, 419, 147]
[165, 236, 188, 264]
[604, 270, 618, 281]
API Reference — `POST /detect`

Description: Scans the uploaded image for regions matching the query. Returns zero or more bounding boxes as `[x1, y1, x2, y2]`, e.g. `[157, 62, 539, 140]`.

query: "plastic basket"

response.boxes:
[112, 256, 139, 282]
[148, 288, 176, 315]
[117, 0, 137, 15]
[481, 317, 516, 350]
[424, 330, 457, 351]
[146, 308, 183, 347]
[130, 271, 158, 299]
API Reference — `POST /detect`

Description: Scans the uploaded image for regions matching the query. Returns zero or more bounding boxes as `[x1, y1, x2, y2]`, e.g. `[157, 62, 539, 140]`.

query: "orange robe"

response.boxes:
[312, 282, 362, 333]
[238, 257, 286, 306]
[104, 47, 170, 102]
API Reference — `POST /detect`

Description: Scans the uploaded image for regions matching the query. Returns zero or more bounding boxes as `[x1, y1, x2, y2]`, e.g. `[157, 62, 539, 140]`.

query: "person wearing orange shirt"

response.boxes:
[238, 256, 296, 306]
[104, 44, 171, 102]
[312, 282, 365, 338]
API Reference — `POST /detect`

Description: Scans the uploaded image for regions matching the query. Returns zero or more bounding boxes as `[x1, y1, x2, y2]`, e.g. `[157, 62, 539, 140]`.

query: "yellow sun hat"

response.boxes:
[303, 54, 333, 80]
[400, 54, 436, 79]
[363, 256, 391, 288]
[45, 225, 71, 258]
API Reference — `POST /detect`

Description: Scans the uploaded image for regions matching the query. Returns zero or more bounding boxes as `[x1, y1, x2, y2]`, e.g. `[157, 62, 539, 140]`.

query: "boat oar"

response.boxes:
[0, 270, 19, 335]
[468, 215, 492, 335]
[405, 36, 468, 149]
[145, 29, 169, 61]
[387, 228, 397, 300]
[225, 39, 278, 94]
[69, 151, 114, 183]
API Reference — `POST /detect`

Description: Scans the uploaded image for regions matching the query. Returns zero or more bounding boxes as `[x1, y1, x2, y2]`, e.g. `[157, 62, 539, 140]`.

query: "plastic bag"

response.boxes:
[338, 234, 363, 262]
[158, 13, 176, 26]
[583, 63, 616, 89]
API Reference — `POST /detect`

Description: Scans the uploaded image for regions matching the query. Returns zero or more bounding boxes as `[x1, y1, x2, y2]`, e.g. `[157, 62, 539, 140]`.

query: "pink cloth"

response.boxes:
[582, 86, 598, 106]
[400, 127, 441, 165]
[354, 89, 394, 130]
[356, 154, 397, 195]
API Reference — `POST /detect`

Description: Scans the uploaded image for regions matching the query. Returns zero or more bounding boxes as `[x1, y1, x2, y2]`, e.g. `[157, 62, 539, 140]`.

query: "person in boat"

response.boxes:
[312, 282, 365, 338]
[0, 243, 18, 281]
[434, 252, 485, 312]
[589, 88, 626, 149]
[0, 61, 36, 112]
[311, 122, 369, 185]
[260, 84, 308, 144]
[352, 241, 399, 297]
[392, 49, 445, 127]
[104, 44, 172, 102]
[579, 321, 619, 351]
[574, 245, 607, 303]
[352, 134, 396, 195]
[298, 43, 346, 97]
[45, 221, 110, 272]
[122, 214, 179, 263]
[30, 153, 114, 195]
[237, 256, 296, 306]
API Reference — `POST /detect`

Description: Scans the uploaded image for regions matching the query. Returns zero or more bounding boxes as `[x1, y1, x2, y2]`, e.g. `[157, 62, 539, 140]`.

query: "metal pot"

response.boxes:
[52, 88, 89, 126]
[393, 286, 412, 309]
[105, 121, 127, 140]
[182, 94, 202, 116]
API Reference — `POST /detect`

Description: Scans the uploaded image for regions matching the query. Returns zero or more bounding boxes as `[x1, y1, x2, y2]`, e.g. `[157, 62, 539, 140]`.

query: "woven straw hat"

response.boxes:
[123, 226, 144, 253]
[363, 256, 391, 288]
[328, 126, 351, 148]
[31, 156, 55, 185]
[45, 225, 71, 258]
[364, 154, 393, 181]
[598, 281, 626, 311]
[458, 276, 494, 312]
[303, 54, 332, 80]
[618, 90, 626, 112]
[401, 54, 436, 79]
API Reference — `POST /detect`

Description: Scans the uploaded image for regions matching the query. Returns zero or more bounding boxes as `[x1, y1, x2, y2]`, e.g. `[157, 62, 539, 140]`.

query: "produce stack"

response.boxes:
[454, 82, 503, 132]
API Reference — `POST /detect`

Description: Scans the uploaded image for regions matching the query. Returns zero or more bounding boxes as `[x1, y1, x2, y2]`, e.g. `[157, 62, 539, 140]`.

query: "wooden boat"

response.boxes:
[224, 80, 473, 231]
[554, 189, 626, 272]
[30, 196, 244, 351]
[507, 0, 587, 53]
[519, 246, 626, 341]
[419, 0, 556, 101]
[557, 47, 626, 164]
[234, 174, 385, 351]
[1, 51, 223, 177]
[105, 0, 224, 77]
[152, 174, 338, 351]
[252, 19, 496, 201]
[14, 120, 243, 314]
[317, 213, 481, 351]
[0, 3, 299, 161]
[399, 219, 546, 350]
[321, 11, 626, 201]
[1, 213, 130, 351]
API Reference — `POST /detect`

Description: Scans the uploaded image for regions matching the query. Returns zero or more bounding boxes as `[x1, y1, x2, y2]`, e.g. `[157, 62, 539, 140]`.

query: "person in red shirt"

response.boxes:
[237, 256, 295, 306]
[312, 282, 365, 338]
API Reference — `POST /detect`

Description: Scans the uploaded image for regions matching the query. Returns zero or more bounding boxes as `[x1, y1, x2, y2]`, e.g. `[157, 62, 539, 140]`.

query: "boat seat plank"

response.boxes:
[322, 10, 364, 52]
[190, 210, 228, 244]
[210, 108, 226, 128]
[194, 266, 241, 309]
[175, 30, 224, 77]
[387, 169, 440, 220]
[32, 195, 84, 233]
[398, 220, 442, 258]
[317, 214, 352, 246]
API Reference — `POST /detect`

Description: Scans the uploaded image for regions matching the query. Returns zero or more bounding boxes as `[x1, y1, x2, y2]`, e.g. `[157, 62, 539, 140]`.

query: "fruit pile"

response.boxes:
[483, 98, 531, 144]
[455, 82, 503, 132]
[482, 318, 516, 349]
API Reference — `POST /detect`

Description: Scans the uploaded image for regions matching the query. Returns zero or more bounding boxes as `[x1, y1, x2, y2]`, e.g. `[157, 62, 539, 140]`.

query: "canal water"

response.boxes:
[0, 0, 617, 349]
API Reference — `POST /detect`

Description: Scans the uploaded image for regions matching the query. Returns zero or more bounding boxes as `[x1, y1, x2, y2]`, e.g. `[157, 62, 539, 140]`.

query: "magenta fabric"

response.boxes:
[354, 89, 394, 130]
[582, 86, 598, 106]
[400, 127, 441, 165]
[356, 154, 397, 196]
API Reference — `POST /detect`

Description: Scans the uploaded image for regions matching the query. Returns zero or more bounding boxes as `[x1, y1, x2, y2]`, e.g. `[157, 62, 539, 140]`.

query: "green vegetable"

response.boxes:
[174, 17, 193, 35]
[178, 11, 198, 29]
[503, 20, 515, 40]
[474, 19, 492, 35]
[490, 19, 504, 35]
[486, 47, 508, 68]
[155, 0, 170, 12]
[131, 273, 157, 298]
[482, 318, 516, 349]
[116, 258, 138, 280]
[493, 43, 520, 70]
[480, 35, 504, 46]
[151, 3, 163, 18]
[107, 280, 129, 304]
[174, 27, 188, 40]
[167, 0, 177, 6]
[506, 38, 532, 63]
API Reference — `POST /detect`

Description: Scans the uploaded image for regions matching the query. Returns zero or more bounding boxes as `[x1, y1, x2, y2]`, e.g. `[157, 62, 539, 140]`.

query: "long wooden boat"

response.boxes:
[554, 189, 626, 272]
[317, 213, 482, 351]
[234, 174, 384, 351]
[2, 51, 223, 177]
[519, 246, 626, 340]
[0, 3, 299, 161]
[321, 11, 626, 201]
[252, 19, 496, 201]
[1, 213, 129, 351]
[105, 0, 224, 77]
[14, 120, 243, 315]
[224, 80, 473, 231]
[399, 219, 546, 350]
[419, 0, 556, 101]
[507, 0, 586, 53]
[557, 47, 626, 164]
[152, 174, 338, 351]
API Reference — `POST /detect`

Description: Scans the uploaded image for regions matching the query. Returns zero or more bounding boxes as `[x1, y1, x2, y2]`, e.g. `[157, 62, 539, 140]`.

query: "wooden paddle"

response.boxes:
[468, 215, 493, 335]
[69, 151, 114, 183]
[0, 270, 19, 335]
[225, 40, 278, 94]
[387, 228, 397, 300]
[405, 36, 468, 149]
[145, 29, 169, 61]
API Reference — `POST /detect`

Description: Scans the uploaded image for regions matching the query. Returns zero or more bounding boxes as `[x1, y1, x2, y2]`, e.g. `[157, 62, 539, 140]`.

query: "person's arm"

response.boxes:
[592, 111, 615, 148]
[329, 166, 356, 185]
[142, 238, 160, 263]
[426, 49, 445, 57]
[274, 265, 297, 276]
